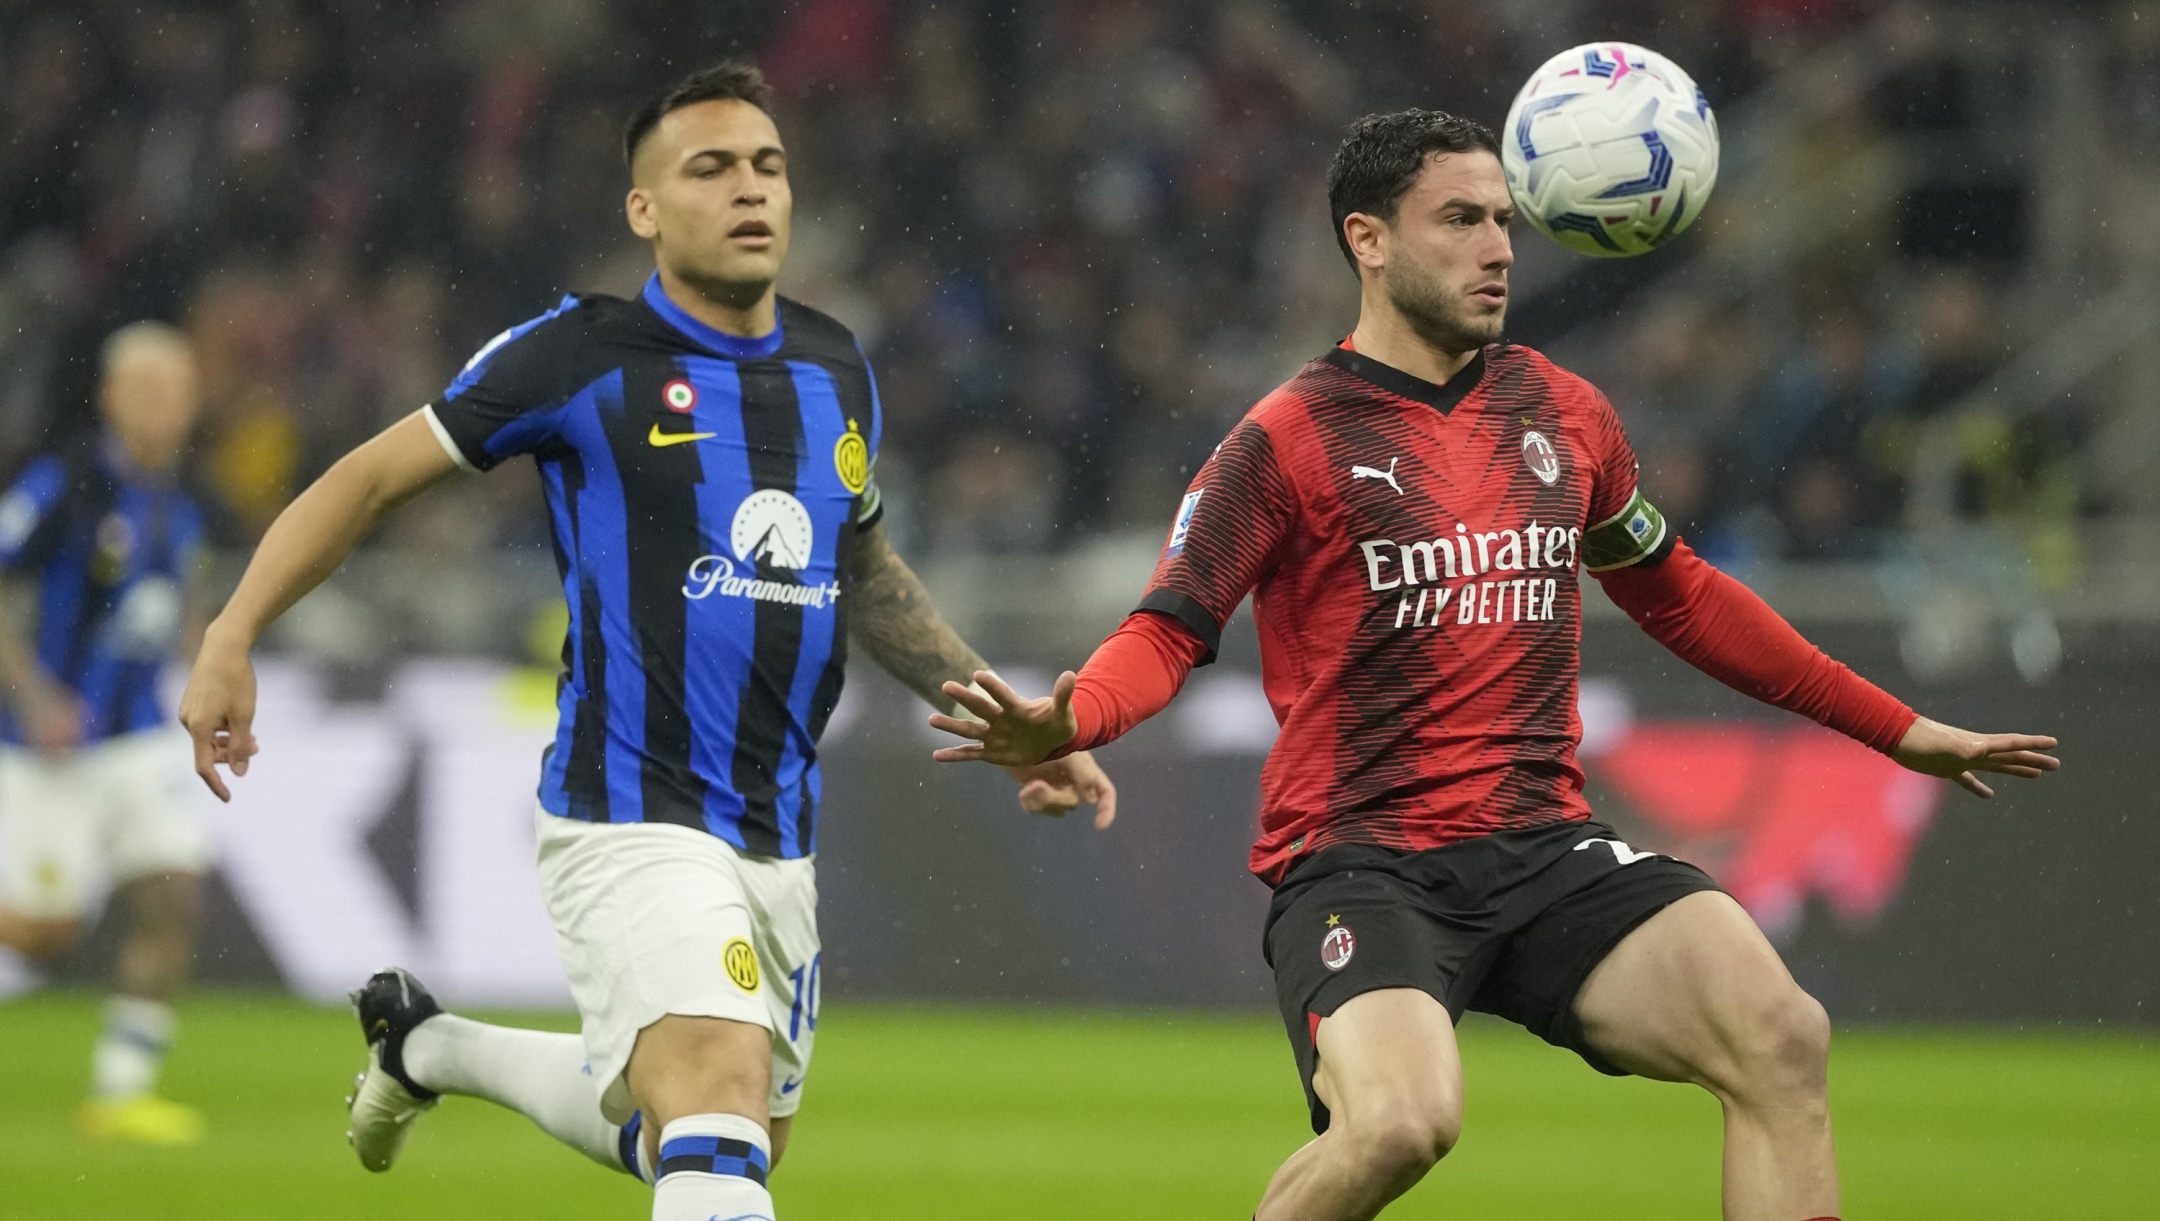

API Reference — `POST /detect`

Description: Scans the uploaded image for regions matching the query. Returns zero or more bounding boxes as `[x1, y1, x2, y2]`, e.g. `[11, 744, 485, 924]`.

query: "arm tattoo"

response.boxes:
[846, 523, 990, 710]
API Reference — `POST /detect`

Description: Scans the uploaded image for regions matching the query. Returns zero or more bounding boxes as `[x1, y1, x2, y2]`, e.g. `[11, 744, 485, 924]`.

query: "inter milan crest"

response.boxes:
[723, 938, 761, 992]
[1320, 918, 1355, 971]
[1521, 430, 1561, 485]
[833, 419, 870, 495]
[90, 513, 136, 585]
[662, 378, 698, 413]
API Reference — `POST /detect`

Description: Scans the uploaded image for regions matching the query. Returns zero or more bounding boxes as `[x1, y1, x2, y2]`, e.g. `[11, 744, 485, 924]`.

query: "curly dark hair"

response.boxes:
[1326, 109, 1502, 270]
[623, 61, 775, 169]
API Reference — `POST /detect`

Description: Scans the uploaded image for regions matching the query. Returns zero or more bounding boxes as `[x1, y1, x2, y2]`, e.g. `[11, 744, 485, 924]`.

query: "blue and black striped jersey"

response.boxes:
[0, 441, 205, 745]
[425, 275, 883, 858]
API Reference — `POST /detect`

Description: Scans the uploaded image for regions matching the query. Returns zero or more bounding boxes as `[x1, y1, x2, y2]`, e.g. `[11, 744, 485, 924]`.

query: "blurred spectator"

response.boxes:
[0, 0, 1962, 565]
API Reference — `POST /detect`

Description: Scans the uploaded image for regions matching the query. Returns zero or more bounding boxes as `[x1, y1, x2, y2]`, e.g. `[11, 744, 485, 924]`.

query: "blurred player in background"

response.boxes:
[177, 63, 1114, 1221]
[0, 322, 211, 1145]
[932, 111, 2059, 1221]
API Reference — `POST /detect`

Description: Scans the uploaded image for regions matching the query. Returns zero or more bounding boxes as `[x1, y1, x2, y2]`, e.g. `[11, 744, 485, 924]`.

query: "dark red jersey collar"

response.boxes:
[1320, 342, 1487, 415]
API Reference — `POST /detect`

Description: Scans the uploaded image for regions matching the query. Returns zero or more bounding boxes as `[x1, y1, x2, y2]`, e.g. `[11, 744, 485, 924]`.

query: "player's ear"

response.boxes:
[1343, 212, 1387, 273]
[625, 187, 659, 241]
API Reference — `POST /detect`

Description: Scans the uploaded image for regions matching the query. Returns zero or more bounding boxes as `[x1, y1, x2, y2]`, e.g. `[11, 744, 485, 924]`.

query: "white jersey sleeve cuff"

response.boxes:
[421, 404, 479, 473]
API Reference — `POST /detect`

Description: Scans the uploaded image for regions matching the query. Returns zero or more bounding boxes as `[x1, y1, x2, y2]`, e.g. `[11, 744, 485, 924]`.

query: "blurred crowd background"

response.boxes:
[0, 0, 2151, 673]
[5, 0, 2156, 1032]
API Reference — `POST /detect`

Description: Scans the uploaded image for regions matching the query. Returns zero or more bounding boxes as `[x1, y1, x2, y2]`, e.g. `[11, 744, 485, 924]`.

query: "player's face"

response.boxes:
[627, 99, 793, 305]
[99, 343, 199, 473]
[1373, 150, 1515, 352]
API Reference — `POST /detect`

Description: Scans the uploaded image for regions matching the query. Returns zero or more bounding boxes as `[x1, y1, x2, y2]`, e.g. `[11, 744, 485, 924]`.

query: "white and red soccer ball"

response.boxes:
[1501, 42, 1720, 259]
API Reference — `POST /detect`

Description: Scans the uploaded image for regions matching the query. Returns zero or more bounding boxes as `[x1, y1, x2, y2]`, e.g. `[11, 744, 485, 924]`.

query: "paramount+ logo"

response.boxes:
[1356, 518, 1580, 629]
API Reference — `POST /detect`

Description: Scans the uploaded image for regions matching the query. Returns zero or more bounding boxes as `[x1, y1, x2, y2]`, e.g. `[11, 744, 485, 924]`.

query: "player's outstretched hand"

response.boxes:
[176, 628, 260, 803]
[930, 668, 1078, 768]
[1006, 751, 1118, 830]
[1892, 715, 2059, 798]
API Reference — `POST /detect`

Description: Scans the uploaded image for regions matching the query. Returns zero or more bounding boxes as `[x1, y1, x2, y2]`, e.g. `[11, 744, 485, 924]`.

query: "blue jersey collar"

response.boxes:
[642, 274, 784, 359]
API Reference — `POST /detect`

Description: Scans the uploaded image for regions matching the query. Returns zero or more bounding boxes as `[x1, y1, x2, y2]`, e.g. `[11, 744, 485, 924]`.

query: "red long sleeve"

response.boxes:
[1058, 610, 1212, 755]
[1596, 540, 1918, 754]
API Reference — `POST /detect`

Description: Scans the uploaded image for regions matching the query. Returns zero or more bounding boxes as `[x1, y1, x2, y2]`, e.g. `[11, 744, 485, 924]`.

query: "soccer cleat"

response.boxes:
[345, 967, 443, 1172]
[77, 1094, 206, 1145]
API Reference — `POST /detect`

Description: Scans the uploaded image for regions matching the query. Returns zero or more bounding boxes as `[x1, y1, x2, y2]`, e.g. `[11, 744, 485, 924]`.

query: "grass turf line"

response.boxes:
[0, 991, 2152, 1219]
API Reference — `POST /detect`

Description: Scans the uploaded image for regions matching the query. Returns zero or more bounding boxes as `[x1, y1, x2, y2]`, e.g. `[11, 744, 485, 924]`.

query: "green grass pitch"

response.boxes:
[1, 991, 2153, 1219]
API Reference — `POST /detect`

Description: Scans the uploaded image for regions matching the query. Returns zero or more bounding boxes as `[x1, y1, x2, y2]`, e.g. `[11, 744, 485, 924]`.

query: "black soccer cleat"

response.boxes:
[344, 966, 444, 1172]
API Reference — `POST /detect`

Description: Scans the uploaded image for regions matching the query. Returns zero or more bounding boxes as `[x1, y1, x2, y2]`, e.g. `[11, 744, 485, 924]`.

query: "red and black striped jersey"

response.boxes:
[1138, 341, 1671, 884]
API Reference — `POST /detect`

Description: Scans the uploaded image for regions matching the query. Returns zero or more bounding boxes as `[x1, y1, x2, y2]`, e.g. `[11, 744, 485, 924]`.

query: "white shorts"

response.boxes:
[533, 809, 821, 1124]
[0, 728, 212, 920]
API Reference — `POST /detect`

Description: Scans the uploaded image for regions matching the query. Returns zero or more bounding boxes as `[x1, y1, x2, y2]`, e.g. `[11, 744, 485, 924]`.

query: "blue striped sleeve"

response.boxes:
[0, 456, 71, 570]
[428, 295, 590, 471]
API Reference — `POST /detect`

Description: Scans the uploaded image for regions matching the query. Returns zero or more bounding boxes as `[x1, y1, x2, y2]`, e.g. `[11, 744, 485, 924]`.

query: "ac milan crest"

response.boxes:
[1320, 924, 1356, 971]
[1522, 430, 1561, 484]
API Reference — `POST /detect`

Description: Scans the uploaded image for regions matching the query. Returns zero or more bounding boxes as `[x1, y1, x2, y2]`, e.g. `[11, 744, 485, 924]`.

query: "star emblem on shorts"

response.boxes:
[1325, 914, 1341, 927]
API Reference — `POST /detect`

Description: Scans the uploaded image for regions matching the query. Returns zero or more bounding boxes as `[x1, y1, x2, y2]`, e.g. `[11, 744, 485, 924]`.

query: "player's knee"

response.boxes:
[1725, 986, 1830, 1105]
[629, 1015, 773, 1127]
[127, 871, 205, 932]
[17, 916, 83, 960]
[675, 1046, 768, 1106]
[1339, 1092, 1460, 1179]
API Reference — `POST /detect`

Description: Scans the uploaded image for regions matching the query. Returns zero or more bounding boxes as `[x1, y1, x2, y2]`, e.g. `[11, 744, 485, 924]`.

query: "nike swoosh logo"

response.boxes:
[649, 424, 715, 447]
[778, 1077, 802, 1094]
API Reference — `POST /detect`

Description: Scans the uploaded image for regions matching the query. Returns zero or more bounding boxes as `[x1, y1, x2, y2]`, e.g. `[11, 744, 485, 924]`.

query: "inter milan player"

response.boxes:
[932, 110, 2058, 1221]
[178, 64, 1114, 1221]
[0, 323, 211, 1144]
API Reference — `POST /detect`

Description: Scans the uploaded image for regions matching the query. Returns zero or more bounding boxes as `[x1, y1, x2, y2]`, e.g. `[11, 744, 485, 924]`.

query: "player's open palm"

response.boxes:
[177, 637, 260, 802]
[1892, 715, 2060, 798]
[930, 668, 1078, 769]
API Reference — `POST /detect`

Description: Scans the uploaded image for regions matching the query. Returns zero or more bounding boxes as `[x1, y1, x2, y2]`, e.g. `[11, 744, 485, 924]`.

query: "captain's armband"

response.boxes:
[1582, 488, 1671, 572]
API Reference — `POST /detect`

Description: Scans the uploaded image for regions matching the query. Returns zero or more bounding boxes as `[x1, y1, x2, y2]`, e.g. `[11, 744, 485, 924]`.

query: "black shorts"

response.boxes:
[1263, 819, 1720, 1133]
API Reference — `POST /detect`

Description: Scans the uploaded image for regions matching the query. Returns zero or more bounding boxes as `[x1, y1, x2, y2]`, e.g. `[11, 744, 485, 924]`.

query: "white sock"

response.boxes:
[401, 1014, 626, 1172]
[652, 1113, 775, 1221]
[93, 996, 174, 1099]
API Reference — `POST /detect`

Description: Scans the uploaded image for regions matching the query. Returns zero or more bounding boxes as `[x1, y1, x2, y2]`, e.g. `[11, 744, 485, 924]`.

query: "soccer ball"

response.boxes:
[1501, 43, 1720, 258]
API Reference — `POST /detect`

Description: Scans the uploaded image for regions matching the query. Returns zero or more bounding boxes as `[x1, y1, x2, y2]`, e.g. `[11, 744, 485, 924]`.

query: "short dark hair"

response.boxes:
[1326, 109, 1502, 270]
[623, 61, 776, 169]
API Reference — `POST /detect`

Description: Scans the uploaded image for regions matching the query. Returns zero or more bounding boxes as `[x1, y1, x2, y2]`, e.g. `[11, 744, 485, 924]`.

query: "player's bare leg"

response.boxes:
[0, 903, 80, 959]
[78, 869, 207, 1143]
[112, 870, 203, 1001]
[1574, 890, 1837, 1221]
[1254, 988, 1461, 1221]
[628, 1013, 779, 1220]
[626, 1016, 792, 1172]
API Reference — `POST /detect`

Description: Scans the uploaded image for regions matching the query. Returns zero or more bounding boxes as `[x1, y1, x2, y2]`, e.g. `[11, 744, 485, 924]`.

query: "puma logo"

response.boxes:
[1351, 457, 1404, 495]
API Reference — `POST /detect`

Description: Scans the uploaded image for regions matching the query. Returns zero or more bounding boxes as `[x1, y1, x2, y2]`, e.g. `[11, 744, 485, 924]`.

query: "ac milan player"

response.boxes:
[929, 111, 2059, 1221]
